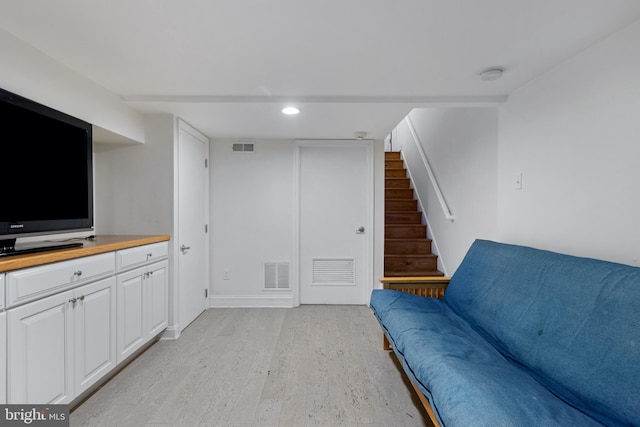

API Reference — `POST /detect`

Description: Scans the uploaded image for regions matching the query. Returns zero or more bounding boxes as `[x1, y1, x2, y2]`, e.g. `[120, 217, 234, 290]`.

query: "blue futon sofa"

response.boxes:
[370, 239, 640, 427]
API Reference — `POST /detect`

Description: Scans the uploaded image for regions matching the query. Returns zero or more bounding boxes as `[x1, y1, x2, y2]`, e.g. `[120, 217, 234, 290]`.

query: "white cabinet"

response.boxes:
[116, 267, 145, 363]
[7, 277, 116, 404]
[2, 239, 169, 405]
[0, 273, 5, 404]
[7, 288, 74, 404]
[146, 261, 168, 338]
[0, 273, 5, 310]
[116, 242, 168, 271]
[7, 252, 115, 308]
[116, 259, 168, 363]
[0, 310, 6, 405]
[73, 277, 117, 396]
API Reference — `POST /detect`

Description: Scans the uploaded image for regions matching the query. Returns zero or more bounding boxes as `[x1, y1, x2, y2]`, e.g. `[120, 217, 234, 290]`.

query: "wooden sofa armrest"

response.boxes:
[379, 276, 451, 299]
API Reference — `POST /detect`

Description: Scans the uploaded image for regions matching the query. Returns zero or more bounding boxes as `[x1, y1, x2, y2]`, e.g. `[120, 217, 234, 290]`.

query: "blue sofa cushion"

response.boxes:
[444, 240, 640, 426]
[370, 290, 605, 427]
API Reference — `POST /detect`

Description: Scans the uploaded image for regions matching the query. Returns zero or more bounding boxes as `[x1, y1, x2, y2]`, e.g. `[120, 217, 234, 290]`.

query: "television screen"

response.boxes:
[0, 87, 93, 252]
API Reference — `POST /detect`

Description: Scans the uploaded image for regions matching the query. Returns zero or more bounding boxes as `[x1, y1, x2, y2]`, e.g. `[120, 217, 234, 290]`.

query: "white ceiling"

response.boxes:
[1, 0, 640, 140]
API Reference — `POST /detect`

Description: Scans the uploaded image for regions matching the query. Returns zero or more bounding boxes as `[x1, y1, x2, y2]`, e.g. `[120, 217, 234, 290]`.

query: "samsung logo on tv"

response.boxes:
[10, 224, 24, 229]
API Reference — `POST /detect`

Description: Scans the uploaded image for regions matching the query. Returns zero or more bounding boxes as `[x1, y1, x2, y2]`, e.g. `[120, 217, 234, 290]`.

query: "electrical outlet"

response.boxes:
[515, 173, 523, 190]
[223, 269, 230, 280]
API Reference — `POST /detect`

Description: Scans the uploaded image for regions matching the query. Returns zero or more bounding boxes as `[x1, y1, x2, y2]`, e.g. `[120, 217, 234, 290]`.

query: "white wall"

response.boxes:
[392, 108, 499, 274]
[210, 139, 386, 306]
[209, 140, 296, 307]
[0, 28, 144, 143]
[1, 28, 149, 243]
[94, 115, 174, 236]
[94, 114, 178, 331]
[498, 19, 640, 266]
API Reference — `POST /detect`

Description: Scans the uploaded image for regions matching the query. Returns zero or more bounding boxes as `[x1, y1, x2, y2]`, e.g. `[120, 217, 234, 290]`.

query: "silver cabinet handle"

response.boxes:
[180, 244, 191, 254]
[355, 226, 365, 234]
[69, 296, 84, 306]
[74, 270, 83, 277]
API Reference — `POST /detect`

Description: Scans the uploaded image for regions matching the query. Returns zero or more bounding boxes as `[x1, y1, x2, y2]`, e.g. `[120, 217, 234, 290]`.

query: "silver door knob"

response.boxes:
[180, 244, 191, 254]
[355, 226, 365, 234]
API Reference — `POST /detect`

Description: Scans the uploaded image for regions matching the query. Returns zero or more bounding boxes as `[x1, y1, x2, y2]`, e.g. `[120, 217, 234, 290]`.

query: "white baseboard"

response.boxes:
[160, 324, 181, 340]
[209, 294, 296, 308]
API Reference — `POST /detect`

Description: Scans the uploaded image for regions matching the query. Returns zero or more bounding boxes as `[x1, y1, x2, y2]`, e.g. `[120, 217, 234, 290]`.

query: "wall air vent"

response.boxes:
[232, 143, 255, 153]
[312, 258, 356, 285]
[264, 261, 290, 289]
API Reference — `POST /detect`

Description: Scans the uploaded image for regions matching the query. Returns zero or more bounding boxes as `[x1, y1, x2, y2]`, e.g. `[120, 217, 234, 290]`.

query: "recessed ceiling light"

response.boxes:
[282, 106, 300, 115]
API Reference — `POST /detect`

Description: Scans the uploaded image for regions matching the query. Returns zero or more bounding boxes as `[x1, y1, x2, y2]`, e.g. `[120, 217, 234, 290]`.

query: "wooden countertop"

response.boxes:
[0, 235, 171, 273]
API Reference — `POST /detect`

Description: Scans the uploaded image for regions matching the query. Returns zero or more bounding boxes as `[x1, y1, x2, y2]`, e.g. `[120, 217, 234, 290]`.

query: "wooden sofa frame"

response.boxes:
[378, 276, 451, 427]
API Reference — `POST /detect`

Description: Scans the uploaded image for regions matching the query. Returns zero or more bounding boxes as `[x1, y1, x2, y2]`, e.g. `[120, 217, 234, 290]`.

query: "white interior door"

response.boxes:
[178, 121, 209, 330]
[297, 140, 372, 305]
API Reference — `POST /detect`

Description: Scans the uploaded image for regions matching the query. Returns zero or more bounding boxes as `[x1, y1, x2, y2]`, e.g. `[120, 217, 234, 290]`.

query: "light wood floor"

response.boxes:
[71, 305, 433, 427]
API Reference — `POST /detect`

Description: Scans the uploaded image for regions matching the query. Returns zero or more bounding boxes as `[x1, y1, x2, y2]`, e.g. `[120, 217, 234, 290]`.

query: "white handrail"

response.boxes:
[404, 116, 455, 222]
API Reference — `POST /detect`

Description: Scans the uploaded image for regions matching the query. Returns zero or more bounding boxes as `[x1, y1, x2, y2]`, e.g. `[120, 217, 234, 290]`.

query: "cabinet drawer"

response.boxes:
[116, 242, 168, 272]
[6, 253, 115, 308]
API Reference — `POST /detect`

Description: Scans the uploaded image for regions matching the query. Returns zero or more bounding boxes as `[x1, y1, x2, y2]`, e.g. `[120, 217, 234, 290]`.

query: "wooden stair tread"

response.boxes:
[385, 180, 411, 189]
[386, 200, 418, 210]
[385, 253, 438, 258]
[381, 276, 449, 282]
[383, 270, 445, 277]
[385, 238, 433, 242]
[386, 212, 422, 223]
[386, 238, 432, 241]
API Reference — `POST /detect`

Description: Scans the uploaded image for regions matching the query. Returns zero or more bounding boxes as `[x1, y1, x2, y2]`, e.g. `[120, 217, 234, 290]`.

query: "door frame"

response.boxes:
[293, 139, 374, 306]
[169, 119, 209, 338]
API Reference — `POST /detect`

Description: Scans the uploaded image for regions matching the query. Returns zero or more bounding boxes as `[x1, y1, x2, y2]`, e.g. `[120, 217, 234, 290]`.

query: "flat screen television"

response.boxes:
[0, 87, 94, 256]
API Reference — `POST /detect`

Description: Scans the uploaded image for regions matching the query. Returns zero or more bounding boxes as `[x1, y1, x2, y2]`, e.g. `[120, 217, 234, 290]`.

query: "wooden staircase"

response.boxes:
[385, 152, 443, 277]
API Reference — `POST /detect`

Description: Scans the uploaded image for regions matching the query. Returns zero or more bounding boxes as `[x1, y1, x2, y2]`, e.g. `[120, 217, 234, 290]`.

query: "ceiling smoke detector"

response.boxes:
[479, 68, 504, 81]
[354, 131, 367, 140]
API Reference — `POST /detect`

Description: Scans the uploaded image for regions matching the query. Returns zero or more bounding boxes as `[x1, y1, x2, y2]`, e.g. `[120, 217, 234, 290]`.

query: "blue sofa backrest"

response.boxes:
[444, 239, 640, 426]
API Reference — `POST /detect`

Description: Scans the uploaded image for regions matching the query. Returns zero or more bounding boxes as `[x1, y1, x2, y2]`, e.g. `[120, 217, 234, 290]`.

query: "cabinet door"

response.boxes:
[0, 274, 5, 404]
[0, 273, 5, 310]
[7, 291, 74, 404]
[0, 312, 6, 404]
[74, 277, 117, 395]
[116, 268, 146, 364]
[146, 261, 168, 338]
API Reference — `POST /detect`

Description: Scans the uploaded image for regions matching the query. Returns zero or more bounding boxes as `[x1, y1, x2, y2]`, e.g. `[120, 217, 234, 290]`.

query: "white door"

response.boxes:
[297, 140, 373, 305]
[178, 121, 209, 331]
